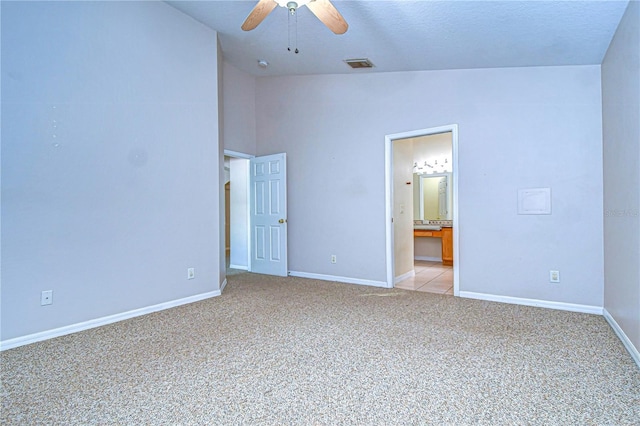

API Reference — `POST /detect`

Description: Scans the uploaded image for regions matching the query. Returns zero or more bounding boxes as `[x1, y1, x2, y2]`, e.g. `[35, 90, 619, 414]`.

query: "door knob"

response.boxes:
[279, 219, 286, 223]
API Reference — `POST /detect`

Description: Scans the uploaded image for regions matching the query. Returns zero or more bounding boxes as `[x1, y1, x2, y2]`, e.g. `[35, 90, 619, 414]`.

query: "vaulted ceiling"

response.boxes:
[167, 0, 629, 76]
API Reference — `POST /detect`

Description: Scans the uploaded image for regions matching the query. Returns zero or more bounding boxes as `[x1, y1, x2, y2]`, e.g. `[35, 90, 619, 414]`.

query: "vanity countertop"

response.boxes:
[414, 220, 452, 229]
[413, 224, 442, 231]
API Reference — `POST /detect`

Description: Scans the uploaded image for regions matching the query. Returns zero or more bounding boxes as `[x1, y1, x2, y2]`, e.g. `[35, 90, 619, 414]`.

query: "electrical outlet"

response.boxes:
[550, 270, 560, 283]
[187, 268, 195, 280]
[331, 255, 337, 264]
[41, 290, 53, 306]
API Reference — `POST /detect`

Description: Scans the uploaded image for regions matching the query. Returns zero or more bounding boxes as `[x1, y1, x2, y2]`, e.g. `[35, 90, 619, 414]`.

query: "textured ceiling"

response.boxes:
[166, 0, 629, 77]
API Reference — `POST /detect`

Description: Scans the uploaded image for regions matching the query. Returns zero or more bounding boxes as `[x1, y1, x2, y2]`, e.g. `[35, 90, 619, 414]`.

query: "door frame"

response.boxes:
[224, 150, 254, 272]
[384, 124, 460, 295]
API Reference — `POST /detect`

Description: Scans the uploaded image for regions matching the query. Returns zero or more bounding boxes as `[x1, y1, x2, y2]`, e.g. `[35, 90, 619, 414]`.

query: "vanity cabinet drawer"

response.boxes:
[414, 230, 442, 238]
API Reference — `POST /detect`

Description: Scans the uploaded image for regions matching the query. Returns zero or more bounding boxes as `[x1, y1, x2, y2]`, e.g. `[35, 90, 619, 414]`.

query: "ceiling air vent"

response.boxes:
[344, 58, 374, 69]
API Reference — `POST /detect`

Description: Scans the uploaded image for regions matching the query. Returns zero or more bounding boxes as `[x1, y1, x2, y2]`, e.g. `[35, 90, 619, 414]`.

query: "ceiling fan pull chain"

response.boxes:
[286, 5, 299, 54]
[294, 10, 299, 54]
[287, 8, 291, 52]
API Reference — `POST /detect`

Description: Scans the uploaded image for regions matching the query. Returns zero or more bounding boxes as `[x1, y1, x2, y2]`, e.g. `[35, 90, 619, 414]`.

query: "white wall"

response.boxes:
[1, 2, 222, 343]
[255, 65, 604, 307]
[412, 133, 453, 175]
[411, 132, 453, 221]
[602, 0, 640, 359]
[222, 62, 257, 155]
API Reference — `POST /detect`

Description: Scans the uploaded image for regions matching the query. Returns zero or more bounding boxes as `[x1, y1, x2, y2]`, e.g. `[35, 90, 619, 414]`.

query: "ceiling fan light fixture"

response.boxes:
[344, 58, 375, 69]
[275, 0, 311, 8]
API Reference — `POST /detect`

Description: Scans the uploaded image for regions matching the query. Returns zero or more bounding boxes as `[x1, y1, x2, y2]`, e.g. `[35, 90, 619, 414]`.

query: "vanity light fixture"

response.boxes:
[413, 157, 452, 174]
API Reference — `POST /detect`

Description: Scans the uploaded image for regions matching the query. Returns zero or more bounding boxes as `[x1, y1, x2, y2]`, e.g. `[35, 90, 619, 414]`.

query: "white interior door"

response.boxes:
[249, 153, 288, 276]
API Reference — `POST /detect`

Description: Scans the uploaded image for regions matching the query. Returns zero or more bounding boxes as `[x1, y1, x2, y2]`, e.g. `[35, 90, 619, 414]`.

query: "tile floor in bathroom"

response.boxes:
[394, 260, 453, 295]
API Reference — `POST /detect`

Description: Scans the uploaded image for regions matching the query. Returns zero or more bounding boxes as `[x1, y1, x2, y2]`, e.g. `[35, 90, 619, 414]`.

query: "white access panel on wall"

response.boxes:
[249, 153, 288, 277]
[518, 187, 551, 215]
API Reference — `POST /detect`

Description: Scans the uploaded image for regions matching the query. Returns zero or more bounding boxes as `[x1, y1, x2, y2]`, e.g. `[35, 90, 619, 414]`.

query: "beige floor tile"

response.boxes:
[398, 261, 454, 295]
[429, 276, 454, 286]
[439, 271, 454, 279]
[423, 266, 450, 274]
[394, 278, 422, 290]
[417, 280, 453, 293]
[415, 260, 439, 266]
[414, 269, 445, 282]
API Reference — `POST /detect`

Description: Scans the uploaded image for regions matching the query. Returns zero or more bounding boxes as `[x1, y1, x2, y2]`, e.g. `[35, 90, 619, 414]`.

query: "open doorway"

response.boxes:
[224, 150, 289, 278]
[224, 150, 252, 275]
[384, 125, 459, 296]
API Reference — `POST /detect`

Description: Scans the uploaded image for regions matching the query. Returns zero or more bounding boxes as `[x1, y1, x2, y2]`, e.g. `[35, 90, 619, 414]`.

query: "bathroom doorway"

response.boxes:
[384, 125, 459, 296]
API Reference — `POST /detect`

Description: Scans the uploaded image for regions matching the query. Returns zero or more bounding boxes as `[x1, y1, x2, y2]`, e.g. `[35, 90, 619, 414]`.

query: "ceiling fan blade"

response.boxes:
[241, 0, 278, 31]
[306, 0, 348, 34]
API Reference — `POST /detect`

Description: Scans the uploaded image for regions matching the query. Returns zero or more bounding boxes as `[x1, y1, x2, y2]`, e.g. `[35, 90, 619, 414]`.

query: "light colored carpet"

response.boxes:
[2, 272, 639, 425]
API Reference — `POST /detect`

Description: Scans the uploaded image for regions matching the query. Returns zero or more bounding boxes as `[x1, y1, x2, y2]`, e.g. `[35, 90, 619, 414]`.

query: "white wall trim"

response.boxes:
[288, 271, 387, 288]
[0, 290, 221, 351]
[229, 264, 248, 270]
[223, 149, 254, 159]
[603, 309, 640, 368]
[414, 256, 442, 262]
[459, 291, 604, 315]
[220, 278, 228, 293]
[395, 270, 416, 284]
[384, 134, 394, 288]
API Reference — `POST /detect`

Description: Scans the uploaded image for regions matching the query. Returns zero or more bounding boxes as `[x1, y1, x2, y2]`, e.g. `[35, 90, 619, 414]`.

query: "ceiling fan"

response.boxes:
[241, 0, 348, 35]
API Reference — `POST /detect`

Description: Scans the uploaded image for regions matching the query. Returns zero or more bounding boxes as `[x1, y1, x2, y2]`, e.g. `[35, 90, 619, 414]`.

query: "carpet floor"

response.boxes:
[2, 272, 639, 425]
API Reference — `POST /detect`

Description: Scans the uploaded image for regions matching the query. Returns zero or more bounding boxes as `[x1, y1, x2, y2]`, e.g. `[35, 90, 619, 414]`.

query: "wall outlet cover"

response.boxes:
[41, 290, 53, 306]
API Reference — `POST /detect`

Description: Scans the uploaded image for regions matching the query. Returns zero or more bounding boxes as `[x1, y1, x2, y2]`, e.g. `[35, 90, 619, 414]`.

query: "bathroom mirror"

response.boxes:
[415, 173, 452, 221]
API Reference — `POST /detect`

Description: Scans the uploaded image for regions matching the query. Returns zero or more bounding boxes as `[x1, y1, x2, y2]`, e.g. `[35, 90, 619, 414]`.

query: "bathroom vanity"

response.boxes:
[414, 226, 453, 266]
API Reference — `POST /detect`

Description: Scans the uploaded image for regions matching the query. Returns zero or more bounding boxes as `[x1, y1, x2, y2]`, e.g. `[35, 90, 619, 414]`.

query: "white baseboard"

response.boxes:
[603, 309, 640, 368]
[414, 256, 442, 262]
[229, 264, 248, 270]
[220, 278, 228, 292]
[395, 270, 415, 284]
[0, 290, 221, 351]
[459, 291, 604, 315]
[288, 271, 388, 288]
